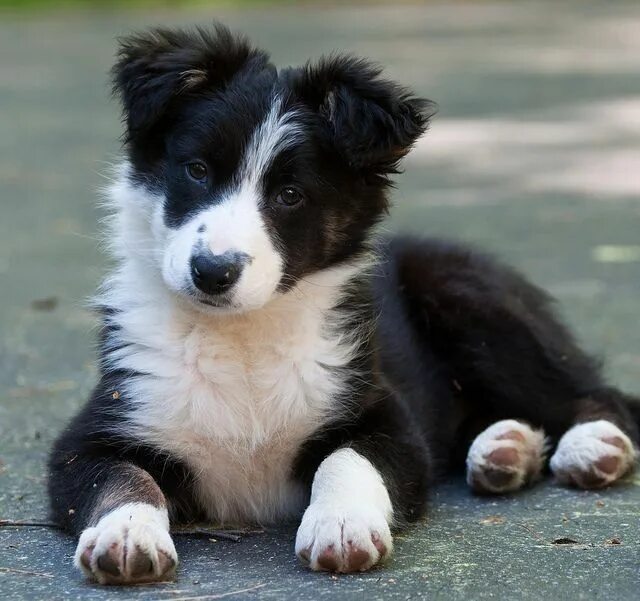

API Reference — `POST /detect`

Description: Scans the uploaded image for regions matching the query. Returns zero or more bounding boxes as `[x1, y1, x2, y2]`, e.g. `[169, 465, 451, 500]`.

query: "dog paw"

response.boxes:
[550, 420, 637, 489]
[466, 419, 546, 494]
[75, 503, 177, 584]
[295, 502, 392, 573]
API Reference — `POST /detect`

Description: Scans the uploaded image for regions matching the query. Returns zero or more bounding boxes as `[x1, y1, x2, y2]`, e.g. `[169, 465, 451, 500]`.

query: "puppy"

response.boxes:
[48, 24, 639, 583]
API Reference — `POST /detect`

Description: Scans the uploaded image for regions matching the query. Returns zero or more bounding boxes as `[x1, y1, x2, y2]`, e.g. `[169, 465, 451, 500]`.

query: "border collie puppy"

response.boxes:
[49, 24, 639, 583]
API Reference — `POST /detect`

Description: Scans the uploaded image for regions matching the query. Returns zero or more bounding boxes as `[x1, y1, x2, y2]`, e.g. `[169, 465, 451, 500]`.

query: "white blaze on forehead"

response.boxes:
[241, 96, 303, 187]
[205, 99, 301, 253]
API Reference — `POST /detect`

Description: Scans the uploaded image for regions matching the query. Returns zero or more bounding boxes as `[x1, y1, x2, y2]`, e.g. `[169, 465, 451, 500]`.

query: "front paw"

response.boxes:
[295, 502, 392, 573]
[75, 503, 177, 584]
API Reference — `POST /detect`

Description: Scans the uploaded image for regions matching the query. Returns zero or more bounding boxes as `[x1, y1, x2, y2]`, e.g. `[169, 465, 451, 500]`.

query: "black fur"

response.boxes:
[286, 55, 436, 178]
[113, 25, 268, 144]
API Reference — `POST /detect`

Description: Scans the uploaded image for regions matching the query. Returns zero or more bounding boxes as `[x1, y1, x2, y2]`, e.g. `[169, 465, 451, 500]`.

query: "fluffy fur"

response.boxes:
[49, 23, 640, 583]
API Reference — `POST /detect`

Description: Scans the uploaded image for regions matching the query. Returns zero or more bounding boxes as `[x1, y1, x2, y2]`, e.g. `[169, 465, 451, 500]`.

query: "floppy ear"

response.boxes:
[112, 23, 269, 143]
[294, 55, 436, 176]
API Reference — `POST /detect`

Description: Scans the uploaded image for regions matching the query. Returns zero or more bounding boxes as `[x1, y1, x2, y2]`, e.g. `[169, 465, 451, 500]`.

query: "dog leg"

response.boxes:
[75, 501, 177, 585]
[295, 448, 394, 573]
[50, 455, 178, 584]
[550, 419, 637, 489]
[466, 419, 547, 494]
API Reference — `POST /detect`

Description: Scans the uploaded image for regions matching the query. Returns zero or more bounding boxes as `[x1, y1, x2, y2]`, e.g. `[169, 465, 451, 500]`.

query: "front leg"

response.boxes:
[295, 448, 393, 573]
[75, 496, 176, 585]
[49, 453, 177, 584]
[295, 401, 431, 575]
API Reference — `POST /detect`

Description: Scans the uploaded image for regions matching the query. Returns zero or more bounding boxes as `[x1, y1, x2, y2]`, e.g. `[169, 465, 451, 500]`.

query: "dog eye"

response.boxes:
[276, 186, 303, 207]
[186, 162, 208, 182]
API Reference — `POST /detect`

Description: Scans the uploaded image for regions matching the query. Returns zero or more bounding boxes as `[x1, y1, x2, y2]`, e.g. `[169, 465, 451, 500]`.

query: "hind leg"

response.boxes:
[549, 392, 638, 489]
[466, 419, 547, 494]
[550, 421, 636, 488]
[465, 411, 637, 493]
[386, 239, 640, 489]
[465, 395, 639, 493]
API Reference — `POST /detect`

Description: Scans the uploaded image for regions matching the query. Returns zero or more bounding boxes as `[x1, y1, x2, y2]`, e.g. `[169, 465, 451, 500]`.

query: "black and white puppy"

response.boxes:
[49, 24, 640, 584]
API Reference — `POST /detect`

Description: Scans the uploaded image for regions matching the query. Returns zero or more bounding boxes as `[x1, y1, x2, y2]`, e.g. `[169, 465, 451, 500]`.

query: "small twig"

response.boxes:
[172, 527, 264, 542]
[516, 522, 546, 543]
[176, 530, 241, 543]
[168, 583, 266, 601]
[0, 520, 264, 541]
[0, 519, 62, 530]
[0, 566, 54, 578]
[124, 582, 187, 589]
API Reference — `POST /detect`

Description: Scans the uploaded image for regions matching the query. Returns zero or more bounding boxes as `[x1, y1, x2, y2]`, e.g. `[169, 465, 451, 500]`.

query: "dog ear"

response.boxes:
[293, 55, 436, 177]
[112, 24, 269, 143]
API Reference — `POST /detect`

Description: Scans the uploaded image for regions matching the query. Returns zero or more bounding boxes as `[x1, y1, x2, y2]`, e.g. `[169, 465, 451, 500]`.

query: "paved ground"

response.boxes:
[1, 1, 639, 599]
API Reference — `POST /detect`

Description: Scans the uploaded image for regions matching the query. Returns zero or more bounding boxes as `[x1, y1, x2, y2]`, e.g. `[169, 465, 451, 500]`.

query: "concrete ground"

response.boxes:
[1, 1, 639, 599]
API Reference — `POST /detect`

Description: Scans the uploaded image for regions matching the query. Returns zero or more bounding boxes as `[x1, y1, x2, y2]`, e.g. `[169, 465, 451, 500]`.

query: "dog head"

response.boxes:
[111, 24, 434, 313]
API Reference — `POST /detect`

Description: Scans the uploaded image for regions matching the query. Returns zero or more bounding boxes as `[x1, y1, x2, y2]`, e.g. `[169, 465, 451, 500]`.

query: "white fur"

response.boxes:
[162, 182, 285, 311]
[295, 448, 393, 572]
[550, 420, 637, 486]
[466, 419, 547, 493]
[75, 503, 176, 584]
[98, 157, 369, 524]
[240, 98, 303, 187]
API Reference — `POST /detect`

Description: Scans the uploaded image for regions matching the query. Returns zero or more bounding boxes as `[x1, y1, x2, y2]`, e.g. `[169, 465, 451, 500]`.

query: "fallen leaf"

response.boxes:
[480, 515, 505, 525]
[552, 537, 579, 545]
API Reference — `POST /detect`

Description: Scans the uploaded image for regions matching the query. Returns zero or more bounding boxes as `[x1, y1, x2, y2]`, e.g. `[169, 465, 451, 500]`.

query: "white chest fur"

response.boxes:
[103, 263, 362, 525]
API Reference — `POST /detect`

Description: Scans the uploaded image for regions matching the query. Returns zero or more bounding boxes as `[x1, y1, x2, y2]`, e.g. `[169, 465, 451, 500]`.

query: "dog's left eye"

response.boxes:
[275, 186, 303, 207]
[186, 162, 208, 182]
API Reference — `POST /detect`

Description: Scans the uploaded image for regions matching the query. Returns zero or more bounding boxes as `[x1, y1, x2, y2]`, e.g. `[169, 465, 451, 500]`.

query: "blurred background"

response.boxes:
[1, 1, 639, 598]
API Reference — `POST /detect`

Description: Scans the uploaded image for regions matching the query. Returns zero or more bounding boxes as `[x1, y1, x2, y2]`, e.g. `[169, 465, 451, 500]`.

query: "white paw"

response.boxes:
[74, 503, 177, 584]
[550, 420, 637, 489]
[466, 419, 546, 493]
[295, 501, 392, 573]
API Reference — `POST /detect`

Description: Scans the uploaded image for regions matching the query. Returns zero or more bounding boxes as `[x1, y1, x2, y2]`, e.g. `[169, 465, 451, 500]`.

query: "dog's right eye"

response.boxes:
[186, 162, 208, 182]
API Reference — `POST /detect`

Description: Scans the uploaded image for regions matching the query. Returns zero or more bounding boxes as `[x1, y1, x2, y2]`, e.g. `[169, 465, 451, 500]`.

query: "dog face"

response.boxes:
[113, 25, 433, 313]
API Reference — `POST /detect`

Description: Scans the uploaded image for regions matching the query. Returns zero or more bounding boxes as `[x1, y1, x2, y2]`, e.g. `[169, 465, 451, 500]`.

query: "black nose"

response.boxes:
[190, 251, 243, 296]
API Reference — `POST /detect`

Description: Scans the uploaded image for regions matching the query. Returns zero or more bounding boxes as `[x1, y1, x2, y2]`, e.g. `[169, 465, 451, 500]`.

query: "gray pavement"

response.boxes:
[1, 1, 639, 599]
